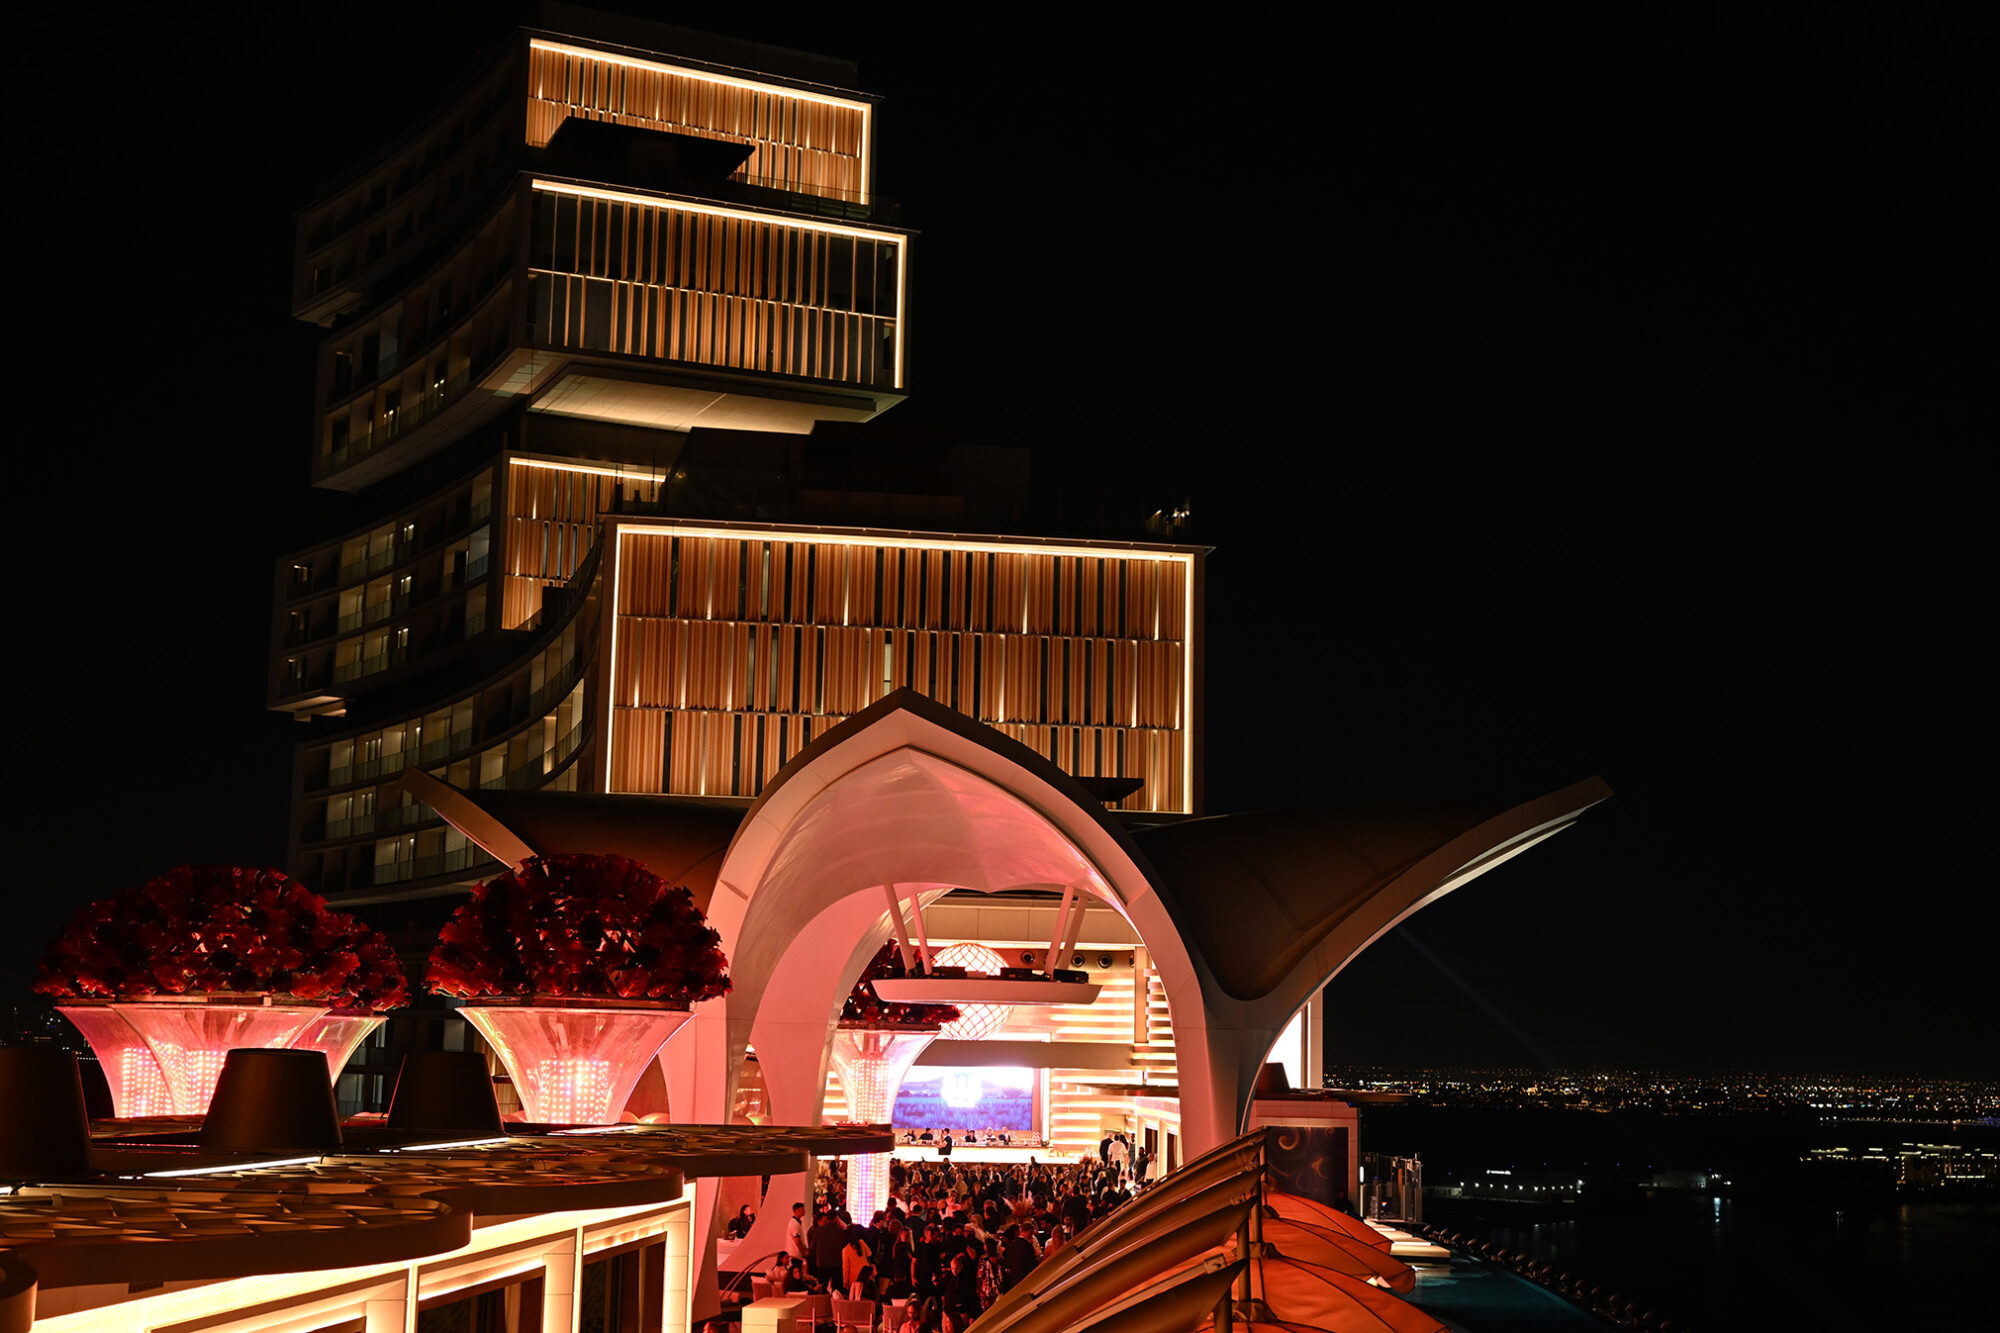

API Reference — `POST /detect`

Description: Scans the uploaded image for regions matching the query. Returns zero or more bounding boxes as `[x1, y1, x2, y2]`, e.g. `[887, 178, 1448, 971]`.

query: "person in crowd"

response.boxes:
[999, 1223, 1037, 1292]
[788, 1201, 809, 1263]
[843, 1221, 873, 1291]
[913, 1220, 944, 1301]
[811, 1209, 850, 1291]
[885, 1217, 916, 1298]
[728, 1204, 756, 1238]
[976, 1237, 1003, 1311]
[941, 1253, 979, 1330]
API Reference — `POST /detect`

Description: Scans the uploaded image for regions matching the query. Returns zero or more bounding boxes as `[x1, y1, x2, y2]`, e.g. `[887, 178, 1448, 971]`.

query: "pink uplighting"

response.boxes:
[109, 1001, 326, 1115]
[459, 1004, 691, 1124]
[829, 1025, 937, 1219]
[289, 1014, 387, 1082]
[58, 1006, 175, 1117]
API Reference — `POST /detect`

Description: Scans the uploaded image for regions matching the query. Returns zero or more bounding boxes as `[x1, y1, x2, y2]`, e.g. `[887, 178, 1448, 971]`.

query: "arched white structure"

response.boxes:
[413, 689, 1611, 1318]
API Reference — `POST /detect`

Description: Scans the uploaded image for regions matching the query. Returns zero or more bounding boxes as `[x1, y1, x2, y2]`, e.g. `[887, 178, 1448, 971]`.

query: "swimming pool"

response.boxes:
[1407, 1249, 1623, 1331]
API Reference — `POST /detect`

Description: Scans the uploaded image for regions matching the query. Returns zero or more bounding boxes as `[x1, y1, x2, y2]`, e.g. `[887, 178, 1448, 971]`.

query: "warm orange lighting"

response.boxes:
[530, 179, 908, 389]
[603, 519, 1198, 810]
[526, 39, 874, 190]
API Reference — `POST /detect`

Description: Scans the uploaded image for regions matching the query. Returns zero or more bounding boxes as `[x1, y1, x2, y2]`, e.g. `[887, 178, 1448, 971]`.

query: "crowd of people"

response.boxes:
[746, 1151, 1151, 1333]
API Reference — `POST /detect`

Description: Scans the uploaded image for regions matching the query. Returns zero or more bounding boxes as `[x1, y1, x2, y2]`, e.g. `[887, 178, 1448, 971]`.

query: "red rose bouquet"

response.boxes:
[841, 940, 961, 1027]
[426, 853, 730, 1002]
[32, 864, 408, 1009]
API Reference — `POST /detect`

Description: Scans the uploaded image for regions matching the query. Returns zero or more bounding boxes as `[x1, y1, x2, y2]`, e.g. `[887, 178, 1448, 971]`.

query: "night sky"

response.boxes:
[15, 6, 1988, 1078]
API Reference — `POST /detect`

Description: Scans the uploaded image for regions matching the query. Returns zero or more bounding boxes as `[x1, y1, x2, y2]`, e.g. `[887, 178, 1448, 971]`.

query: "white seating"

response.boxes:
[832, 1298, 875, 1333]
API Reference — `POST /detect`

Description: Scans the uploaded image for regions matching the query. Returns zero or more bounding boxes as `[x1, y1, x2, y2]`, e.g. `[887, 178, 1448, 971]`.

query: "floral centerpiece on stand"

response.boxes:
[34, 865, 408, 1115]
[427, 853, 729, 1125]
[840, 940, 962, 1029]
[833, 941, 961, 1218]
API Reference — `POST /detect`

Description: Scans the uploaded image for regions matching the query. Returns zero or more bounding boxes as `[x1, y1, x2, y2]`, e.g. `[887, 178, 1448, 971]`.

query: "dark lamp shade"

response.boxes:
[0, 1047, 95, 1182]
[386, 1051, 506, 1138]
[199, 1048, 343, 1154]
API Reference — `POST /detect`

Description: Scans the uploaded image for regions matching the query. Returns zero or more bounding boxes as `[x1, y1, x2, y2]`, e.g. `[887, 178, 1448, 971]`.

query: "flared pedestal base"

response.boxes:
[459, 1003, 691, 1125]
[110, 1001, 326, 1116]
[58, 1006, 173, 1118]
[289, 1014, 387, 1082]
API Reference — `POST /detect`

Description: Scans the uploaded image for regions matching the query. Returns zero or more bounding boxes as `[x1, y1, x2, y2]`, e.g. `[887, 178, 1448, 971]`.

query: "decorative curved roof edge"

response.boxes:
[1142, 775, 1613, 1012]
[718, 686, 1197, 947]
[402, 769, 538, 868]
[1281, 773, 1615, 1014]
[740, 687, 1175, 874]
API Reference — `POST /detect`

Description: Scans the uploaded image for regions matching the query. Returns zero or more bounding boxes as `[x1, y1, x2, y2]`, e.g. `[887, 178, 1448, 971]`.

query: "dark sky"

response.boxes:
[15, 6, 1989, 1078]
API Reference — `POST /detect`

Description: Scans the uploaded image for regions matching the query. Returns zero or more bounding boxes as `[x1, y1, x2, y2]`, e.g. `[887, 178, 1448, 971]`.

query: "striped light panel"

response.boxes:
[610, 530, 1192, 811]
[527, 41, 869, 201]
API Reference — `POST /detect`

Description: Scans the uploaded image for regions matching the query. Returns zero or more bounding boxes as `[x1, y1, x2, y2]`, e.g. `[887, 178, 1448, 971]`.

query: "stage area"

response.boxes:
[891, 1143, 1079, 1166]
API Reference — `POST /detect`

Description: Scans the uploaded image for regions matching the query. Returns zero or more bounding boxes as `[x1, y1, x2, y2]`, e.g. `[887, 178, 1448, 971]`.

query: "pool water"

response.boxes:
[1407, 1252, 1621, 1331]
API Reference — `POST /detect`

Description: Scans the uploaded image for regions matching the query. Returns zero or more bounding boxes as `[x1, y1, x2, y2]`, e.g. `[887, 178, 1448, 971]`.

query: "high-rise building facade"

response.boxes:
[270, 8, 1203, 925]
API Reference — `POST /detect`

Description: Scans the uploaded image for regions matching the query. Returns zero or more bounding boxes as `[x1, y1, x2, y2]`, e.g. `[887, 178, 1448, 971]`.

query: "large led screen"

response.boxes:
[893, 1067, 1036, 1133]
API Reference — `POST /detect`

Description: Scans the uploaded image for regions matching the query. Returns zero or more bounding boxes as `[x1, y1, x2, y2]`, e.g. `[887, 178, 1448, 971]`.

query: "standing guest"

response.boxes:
[1000, 1224, 1037, 1292]
[941, 1254, 979, 1331]
[811, 1210, 850, 1291]
[976, 1238, 1003, 1311]
[914, 1221, 944, 1301]
[788, 1201, 809, 1263]
[843, 1223, 873, 1291]
[886, 1219, 916, 1298]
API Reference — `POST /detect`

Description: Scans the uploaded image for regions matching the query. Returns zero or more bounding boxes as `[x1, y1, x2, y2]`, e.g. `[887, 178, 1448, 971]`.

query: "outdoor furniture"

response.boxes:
[805, 1292, 834, 1330]
[831, 1298, 875, 1333]
[750, 1279, 774, 1302]
[743, 1298, 810, 1333]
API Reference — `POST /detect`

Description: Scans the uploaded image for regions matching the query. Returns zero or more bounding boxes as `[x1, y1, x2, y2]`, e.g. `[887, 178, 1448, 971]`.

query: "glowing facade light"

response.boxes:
[459, 1004, 693, 1125]
[109, 1001, 327, 1116]
[827, 1025, 937, 1220]
[59, 1006, 175, 1117]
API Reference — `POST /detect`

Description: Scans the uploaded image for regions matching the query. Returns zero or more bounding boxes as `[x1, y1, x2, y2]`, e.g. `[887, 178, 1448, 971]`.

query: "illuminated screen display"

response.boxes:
[893, 1067, 1036, 1132]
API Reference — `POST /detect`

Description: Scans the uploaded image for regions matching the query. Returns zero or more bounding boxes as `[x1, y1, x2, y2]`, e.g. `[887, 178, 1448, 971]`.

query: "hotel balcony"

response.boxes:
[308, 174, 908, 492]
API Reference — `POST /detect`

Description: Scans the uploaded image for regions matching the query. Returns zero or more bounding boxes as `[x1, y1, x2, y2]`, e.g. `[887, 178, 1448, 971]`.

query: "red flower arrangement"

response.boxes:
[32, 865, 408, 1010]
[841, 940, 962, 1027]
[426, 853, 730, 1002]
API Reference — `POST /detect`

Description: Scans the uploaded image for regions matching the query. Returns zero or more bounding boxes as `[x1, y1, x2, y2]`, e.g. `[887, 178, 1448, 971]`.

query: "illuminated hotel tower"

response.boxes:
[268, 9, 1201, 1090]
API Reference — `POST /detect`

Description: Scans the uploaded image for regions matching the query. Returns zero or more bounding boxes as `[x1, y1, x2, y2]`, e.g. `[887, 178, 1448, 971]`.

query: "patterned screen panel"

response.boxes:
[610, 529, 1194, 810]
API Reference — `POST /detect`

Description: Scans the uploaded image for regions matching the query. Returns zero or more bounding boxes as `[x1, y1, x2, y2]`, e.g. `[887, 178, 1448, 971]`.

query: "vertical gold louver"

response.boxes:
[528, 189, 897, 389]
[610, 532, 1191, 810]
[527, 46, 866, 201]
[503, 462, 662, 629]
